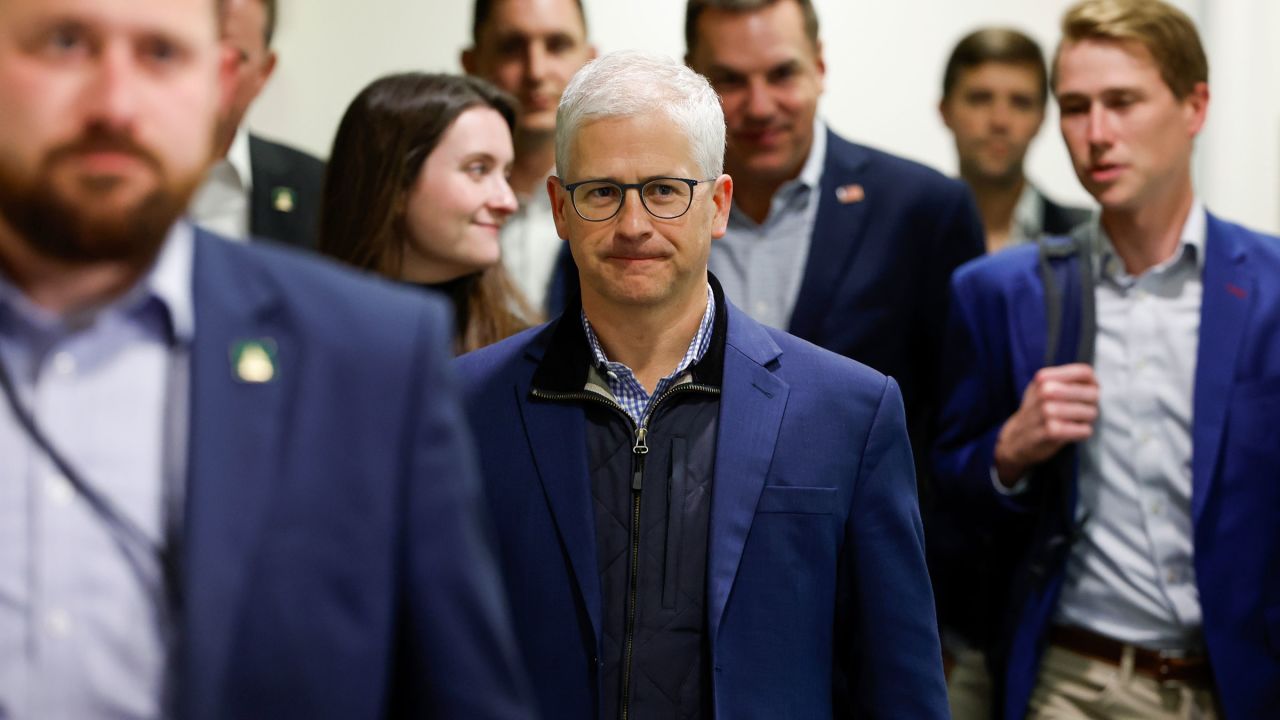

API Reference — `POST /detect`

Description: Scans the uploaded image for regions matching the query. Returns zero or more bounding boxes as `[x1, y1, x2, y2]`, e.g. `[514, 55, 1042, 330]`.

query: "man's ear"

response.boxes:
[548, 175, 571, 240]
[1184, 81, 1210, 137]
[261, 50, 278, 85]
[217, 44, 238, 112]
[461, 48, 477, 75]
[709, 174, 733, 239]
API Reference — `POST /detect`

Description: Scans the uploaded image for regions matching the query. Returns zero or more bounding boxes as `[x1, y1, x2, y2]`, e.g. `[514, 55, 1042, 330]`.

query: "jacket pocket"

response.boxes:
[756, 485, 837, 515]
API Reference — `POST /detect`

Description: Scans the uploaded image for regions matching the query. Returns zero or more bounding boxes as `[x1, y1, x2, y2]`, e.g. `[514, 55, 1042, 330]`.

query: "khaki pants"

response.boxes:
[947, 646, 994, 720]
[1028, 645, 1219, 720]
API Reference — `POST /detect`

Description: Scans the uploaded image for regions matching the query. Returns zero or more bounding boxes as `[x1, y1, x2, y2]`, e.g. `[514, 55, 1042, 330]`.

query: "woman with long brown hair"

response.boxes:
[319, 73, 537, 353]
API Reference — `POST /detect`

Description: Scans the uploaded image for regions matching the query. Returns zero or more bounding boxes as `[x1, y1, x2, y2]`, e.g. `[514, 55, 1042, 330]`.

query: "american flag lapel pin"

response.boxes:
[835, 183, 865, 204]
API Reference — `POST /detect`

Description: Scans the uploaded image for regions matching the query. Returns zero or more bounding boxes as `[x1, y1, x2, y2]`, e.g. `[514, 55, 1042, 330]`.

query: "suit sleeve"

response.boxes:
[842, 377, 949, 719]
[394, 304, 537, 718]
[932, 271, 1034, 520]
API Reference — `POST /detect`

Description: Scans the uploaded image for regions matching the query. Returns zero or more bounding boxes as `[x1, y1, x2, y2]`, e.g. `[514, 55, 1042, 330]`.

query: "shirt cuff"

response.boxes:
[991, 466, 1029, 496]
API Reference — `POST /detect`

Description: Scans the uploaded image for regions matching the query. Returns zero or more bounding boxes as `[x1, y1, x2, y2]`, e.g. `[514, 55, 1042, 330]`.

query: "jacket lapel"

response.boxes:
[707, 306, 789, 645]
[788, 132, 872, 340]
[179, 232, 295, 715]
[1191, 215, 1252, 525]
[516, 369, 603, 646]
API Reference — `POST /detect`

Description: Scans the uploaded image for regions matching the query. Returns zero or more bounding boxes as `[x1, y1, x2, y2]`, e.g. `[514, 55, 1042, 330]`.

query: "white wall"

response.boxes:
[252, 0, 1279, 233]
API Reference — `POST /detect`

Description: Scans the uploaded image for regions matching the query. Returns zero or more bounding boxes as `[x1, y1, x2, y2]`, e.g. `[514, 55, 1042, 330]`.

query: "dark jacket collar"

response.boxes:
[530, 274, 729, 394]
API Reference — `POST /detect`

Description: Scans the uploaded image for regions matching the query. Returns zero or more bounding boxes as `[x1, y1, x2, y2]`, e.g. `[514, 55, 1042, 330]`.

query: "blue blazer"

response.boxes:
[175, 229, 533, 719]
[455, 299, 948, 719]
[933, 214, 1280, 719]
[789, 130, 984, 434]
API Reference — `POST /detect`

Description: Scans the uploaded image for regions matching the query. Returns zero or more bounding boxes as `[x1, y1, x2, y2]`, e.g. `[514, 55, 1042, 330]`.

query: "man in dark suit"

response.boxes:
[683, 0, 985, 480]
[0, 0, 531, 717]
[940, 27, 1091, 255]
[190, 0, 325, 249]
[934, 2, 1280, 717]
[457, 50, 947, 719]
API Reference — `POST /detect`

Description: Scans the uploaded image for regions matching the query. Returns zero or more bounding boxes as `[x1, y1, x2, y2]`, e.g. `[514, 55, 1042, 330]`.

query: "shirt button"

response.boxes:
[45, 472, 73, 506]
[46, 608, 72, 637]
[51, 351, 77, 376]
[1166, 569, 1180, 584]
[1149, 501, 1164, 516]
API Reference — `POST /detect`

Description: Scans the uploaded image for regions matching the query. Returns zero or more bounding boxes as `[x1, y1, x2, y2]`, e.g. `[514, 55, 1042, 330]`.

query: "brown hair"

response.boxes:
[319, 73, 537, 354]
[471, 0, 587, 45]
[1054, 0, 1208, 98]
[685, 0, 820, 55]
[943, 27, 1048, 105]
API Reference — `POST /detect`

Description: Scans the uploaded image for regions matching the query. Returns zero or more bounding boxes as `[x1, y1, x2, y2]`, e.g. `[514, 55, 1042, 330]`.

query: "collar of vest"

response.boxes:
[530, 273, 729, 394]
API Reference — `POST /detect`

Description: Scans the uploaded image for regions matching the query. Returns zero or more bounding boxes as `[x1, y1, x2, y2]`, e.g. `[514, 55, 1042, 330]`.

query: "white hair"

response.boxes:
[555, 50, 725, 179]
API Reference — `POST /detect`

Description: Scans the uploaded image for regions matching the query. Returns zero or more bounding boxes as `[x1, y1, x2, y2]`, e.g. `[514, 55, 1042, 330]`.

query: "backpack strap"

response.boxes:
[1025, 227, 1097, 583]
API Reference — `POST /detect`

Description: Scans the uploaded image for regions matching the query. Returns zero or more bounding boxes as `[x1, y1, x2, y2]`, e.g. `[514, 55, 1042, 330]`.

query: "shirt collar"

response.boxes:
[581, 282, 716, 379]
[1012, 182, 1046, 245]
[0, 221, 195, 345]
[1094, 199, 1207, 280]
[796, 117, 828, 191]
[227, 126, 253, 192]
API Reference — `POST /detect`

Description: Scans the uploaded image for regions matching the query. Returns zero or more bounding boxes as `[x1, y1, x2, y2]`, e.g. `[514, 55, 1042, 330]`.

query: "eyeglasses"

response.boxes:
[559, 176, 717, 222]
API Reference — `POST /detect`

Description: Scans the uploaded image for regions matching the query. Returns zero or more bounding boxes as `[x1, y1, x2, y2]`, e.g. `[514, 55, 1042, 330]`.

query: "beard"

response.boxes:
[0, 125, 205, 267]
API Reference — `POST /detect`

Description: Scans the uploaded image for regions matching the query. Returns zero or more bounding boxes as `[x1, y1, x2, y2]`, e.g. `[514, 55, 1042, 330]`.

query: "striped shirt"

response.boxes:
[581, 284, 715, 425]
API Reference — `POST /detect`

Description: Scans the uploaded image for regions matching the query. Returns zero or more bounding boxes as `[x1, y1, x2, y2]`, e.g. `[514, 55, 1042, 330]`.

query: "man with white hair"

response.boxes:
[456, 50, 948, 719]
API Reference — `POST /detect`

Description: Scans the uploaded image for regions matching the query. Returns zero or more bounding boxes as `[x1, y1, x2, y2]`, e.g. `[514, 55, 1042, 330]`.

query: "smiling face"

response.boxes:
[401, 106, 517, 283]
[550, 113, 731, 312]
[0, 0, 226, 264]
[1055, 38, 1207, 213]
[941, 61, 1045, 186]
[462, 0, 594, 137]
[686, 0, 823, 188]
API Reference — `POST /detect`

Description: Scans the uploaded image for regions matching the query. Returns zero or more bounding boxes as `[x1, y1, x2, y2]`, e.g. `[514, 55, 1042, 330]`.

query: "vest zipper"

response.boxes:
[620, 425, 648, 720]
[531, 383, 721, 720]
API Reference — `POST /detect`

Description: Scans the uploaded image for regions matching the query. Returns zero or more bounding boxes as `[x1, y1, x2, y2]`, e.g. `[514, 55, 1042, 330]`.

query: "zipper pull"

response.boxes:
[631, 427, 649, 491]
[632, 426, 649, 455]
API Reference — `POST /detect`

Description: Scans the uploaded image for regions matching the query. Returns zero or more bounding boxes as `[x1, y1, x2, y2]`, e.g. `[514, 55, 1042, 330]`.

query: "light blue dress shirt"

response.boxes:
[710, 118, 826, 331]
[0, 222, 194, 719]
[1055, 203, 1206, 650]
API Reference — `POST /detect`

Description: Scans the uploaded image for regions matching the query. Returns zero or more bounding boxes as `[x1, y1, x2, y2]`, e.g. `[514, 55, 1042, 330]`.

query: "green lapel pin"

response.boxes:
[272, 187, 296, 214]
[231, 339, 278, 384]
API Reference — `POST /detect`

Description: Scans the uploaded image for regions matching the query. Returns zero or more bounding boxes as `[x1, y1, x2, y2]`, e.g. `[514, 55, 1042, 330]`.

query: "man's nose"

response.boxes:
[523, 42, 548, 83]
[1086, 104, 1114, 148]
[83, 43, 141, 131]
[614, 187, 654, 239]
[744, 78, 777, 120]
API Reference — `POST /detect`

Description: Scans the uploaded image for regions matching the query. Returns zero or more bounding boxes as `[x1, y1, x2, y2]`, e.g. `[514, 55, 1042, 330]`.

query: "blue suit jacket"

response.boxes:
[933, 214, 1280, 719]
[788, 130, 984, 439]
[174, 229, 533, 719]
[455, 298, 947, 719]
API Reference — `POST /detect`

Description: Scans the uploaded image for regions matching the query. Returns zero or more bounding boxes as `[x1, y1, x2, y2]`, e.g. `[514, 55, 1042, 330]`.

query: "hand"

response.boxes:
[993, 363, 1099, 487]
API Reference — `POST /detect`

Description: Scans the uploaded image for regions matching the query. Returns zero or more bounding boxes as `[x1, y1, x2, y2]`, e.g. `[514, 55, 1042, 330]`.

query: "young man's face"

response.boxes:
[1055, 38, 1207, 212]
[686, 0, 824, 187]
[463, 0, 594, 138]
[941, 61, 1045, 186]
[0, 0, 228, 262]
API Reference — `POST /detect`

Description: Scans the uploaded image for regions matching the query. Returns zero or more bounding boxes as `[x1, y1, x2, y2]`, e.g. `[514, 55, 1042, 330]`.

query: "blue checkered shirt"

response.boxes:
[581, 284, 715, 426]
